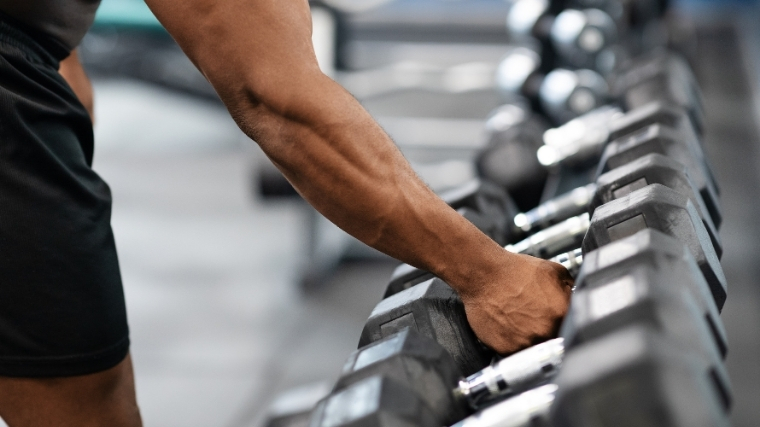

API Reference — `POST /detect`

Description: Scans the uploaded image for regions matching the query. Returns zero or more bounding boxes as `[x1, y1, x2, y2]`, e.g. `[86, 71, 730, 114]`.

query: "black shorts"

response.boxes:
[0, 15, 129, 377]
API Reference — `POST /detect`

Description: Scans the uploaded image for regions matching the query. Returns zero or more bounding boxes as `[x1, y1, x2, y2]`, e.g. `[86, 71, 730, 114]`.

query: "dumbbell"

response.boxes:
[454, 248, 729, 409]
[496, 47, 610, 125]
[507, 0, 620, 72]
[475, 103, 552, 211]
[610, 51, 705, 135]
[439, 179, 520, 247]
[508, 183, 726, 300]
[538, 51, 708, 163]
[486, 69, 712, 207]
[515, 152, 720, 249]
[501, 184, 726, 305]
[453, 327, 731, 427]
[475, 104, 618, 211]
[583, 183, 726, 307]
[537, 101, 721, 223]
[308, 374, 439, 427]
[334, 329, 469, 425]
[539, 101, 716, 184]
[391, 152, 723, 298]
[360, 277, 495, 376]
[338, 279, 725, 425]
[598, 121, 721, 227]
[263, 381, 332, 427]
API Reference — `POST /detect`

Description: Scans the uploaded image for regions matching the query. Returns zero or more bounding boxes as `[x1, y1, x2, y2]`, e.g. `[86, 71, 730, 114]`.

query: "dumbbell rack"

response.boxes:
[260, 1, 736, 426]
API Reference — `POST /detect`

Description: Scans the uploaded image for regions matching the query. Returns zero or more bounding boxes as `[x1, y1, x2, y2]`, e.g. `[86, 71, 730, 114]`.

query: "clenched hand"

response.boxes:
[458, 253, 574, 355]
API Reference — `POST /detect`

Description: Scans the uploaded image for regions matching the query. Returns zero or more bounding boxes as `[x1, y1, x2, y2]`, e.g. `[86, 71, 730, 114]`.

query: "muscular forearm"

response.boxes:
[239, 71, 515, 296]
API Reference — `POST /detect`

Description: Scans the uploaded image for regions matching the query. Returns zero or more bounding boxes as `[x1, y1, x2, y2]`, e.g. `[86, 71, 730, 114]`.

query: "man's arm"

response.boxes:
[144, 0, 572, 353]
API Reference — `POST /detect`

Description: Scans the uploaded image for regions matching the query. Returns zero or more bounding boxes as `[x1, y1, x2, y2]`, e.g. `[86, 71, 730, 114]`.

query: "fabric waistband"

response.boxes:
[0, 11, 67, 67]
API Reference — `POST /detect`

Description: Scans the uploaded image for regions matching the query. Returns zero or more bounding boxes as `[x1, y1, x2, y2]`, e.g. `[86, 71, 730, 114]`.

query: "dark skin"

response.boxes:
[0, 1, 571, 425]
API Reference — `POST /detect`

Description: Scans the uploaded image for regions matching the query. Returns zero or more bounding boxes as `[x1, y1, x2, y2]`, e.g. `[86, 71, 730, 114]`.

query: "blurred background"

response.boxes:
[6, 0, 759, 425]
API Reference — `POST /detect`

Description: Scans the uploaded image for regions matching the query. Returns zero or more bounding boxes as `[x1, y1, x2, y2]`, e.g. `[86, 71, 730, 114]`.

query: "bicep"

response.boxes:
[144, 0, 322, 112]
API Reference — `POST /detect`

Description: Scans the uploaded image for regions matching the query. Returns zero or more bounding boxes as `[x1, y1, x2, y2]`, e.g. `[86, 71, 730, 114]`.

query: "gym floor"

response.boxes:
[1, 7, 759, 427]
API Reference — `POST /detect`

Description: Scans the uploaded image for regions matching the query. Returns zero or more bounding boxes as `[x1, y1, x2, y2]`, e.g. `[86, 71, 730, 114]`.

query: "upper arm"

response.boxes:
[144, 0, 323, 115]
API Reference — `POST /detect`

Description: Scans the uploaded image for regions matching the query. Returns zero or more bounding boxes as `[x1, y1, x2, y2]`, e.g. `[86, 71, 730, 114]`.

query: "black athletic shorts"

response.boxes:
[0, 14, 130, 377]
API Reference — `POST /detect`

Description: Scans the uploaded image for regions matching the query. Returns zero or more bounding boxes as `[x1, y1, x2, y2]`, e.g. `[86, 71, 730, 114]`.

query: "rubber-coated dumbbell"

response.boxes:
[497, 185, 726, 303]
[309, 374, 439, 427]
[496, 47, 609, 125]
[453, 327, 730, 427]
[610, 51, 705, 135]
[475, 103, 552, 211]
[335, 329, 468, 425]
[439, 179, 520, 247]
[507, 0, 619, 72]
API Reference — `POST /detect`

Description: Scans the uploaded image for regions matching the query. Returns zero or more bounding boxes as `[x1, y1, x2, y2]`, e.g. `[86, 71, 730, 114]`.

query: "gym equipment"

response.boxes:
[505, 211, 589, 258]
[440, 179, 520, 246]
[537, 101, 707, 168]
[610, 51, 705, 135]
[335, 329, 467, 424]
[367, 228, 726, 399]
[592, 153, 721, 255]
[537, 103, 720, 220]
[583, 184, 726, 308]
[454, 256, 729, 410]
[598, 122, 721, 228]
[475, 104, 552, 211]
[496, 48, 609, 125]
[518, 152, 721, 242]
[454, 338, 565, 410]
[263, 381, 332, 427]
[359, 278, 496, 376]
[509, 180, 722, 267]
[564, 261, 728, 359]
[453, 384, 558, 427]
[309, 375, 439, 427]
[453, 327, 731, 427]
[507, 0, 619, 72]
[578, 226, 726, 313]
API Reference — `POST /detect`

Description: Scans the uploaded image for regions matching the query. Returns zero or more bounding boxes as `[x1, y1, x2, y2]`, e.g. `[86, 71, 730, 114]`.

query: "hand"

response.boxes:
[460, 253, 574, 355]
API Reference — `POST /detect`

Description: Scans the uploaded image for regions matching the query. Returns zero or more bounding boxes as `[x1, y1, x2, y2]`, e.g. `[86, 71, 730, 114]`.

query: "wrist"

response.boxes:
[430, 231, 517, 301]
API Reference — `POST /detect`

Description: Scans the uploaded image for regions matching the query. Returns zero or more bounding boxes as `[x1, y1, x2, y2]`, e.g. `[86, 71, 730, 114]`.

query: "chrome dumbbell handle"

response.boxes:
[507, 213, 590, 258]
[455, 338, 565, 409]
[452, 384, 558, 427]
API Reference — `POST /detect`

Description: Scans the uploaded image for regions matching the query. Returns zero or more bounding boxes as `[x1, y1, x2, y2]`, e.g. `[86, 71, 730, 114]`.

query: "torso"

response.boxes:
[0, 0, 101, 53]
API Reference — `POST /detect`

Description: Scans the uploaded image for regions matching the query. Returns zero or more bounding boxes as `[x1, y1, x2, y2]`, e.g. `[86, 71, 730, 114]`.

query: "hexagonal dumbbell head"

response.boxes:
[336, 329, 467, 425]
[359, 278, 494, 376]
[597, 123, 721, 235]
[582, 184, 727, 308]
[551, 327, 731, 427]
[309, 375, 439, 427]
[592, 153, 722, 254]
